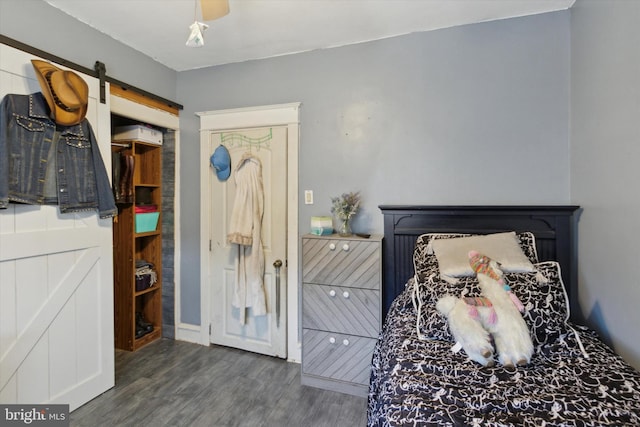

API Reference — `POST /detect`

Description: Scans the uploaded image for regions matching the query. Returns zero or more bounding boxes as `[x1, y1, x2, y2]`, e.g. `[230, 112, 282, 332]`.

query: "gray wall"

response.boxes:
[0, 0, 177, 101]
[9, 0, 638, 372]
[177, 11, 571, 325]
[571, 0, 640, 370]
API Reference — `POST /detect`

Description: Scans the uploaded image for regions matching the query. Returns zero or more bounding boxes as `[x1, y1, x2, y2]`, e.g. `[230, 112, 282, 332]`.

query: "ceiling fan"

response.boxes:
[187, 0, 230, 47]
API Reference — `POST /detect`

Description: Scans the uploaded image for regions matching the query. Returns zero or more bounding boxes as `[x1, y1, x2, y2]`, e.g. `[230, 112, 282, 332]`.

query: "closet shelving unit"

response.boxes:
[112, 138, 162, 351]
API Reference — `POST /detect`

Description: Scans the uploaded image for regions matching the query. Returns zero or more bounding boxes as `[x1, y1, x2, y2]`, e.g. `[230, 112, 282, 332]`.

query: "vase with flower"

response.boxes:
[330, 191, 361, 237]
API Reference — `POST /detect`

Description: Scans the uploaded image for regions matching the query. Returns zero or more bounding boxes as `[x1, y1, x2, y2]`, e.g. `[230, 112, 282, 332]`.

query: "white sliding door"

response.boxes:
[0, 45, 114, 411]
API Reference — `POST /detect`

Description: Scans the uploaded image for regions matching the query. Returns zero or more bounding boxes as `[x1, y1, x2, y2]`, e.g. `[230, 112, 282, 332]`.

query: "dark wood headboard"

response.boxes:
[379, 205, 581, 320]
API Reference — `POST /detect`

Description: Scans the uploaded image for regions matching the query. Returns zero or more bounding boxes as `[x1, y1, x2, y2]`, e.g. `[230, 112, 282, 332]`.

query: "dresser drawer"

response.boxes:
[302, 329, 377, 386]
[302, 238, 380, 289]
[302, 283, 379, 337]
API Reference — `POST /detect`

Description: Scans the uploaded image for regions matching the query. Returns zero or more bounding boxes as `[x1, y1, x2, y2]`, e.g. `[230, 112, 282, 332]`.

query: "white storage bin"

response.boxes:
[113, 125, 163, 145]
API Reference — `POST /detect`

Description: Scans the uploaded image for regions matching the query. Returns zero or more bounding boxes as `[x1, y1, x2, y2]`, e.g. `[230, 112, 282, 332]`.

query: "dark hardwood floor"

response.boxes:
[70, 339, 368, 427]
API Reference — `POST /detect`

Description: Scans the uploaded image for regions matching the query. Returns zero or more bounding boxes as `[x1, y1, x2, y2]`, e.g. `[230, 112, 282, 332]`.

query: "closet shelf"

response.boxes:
[112, 136, 163, 352]
[135, 229, 161, 238]
[135, 284, 161, 297]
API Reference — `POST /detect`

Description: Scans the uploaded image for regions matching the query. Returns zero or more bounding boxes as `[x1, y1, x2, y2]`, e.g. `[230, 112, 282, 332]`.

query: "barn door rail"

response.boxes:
[0, 35, 183, 110]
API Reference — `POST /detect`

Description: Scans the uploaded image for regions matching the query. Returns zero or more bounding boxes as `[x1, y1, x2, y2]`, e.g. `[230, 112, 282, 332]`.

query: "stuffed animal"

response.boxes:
[436, 251, 533, 367]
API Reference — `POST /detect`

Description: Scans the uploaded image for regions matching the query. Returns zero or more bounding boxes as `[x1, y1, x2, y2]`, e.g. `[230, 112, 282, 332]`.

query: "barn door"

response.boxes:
[0, 45, 114, 411]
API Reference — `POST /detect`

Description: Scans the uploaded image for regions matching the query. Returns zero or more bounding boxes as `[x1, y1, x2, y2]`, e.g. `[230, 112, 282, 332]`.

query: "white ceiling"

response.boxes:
[44, 0, 575, 72]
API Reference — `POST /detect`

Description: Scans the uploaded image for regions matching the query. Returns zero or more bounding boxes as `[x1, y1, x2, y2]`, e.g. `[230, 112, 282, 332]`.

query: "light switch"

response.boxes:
[304, 190, 313, 205]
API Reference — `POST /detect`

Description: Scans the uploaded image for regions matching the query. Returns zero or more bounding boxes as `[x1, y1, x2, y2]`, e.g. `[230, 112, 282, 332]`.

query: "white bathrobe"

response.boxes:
[227, 153, 266, 324]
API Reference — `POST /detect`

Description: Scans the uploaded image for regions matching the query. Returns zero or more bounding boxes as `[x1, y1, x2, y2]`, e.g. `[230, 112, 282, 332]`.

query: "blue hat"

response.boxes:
[210, 145, 231, 181]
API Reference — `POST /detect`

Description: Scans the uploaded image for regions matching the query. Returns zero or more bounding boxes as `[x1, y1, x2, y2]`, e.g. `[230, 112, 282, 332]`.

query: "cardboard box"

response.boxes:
[135, 212, 160, 233]
[113, 125, 163, 145]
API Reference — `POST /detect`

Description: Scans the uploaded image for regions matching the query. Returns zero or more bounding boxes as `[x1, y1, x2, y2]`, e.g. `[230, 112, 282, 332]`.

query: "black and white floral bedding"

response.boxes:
[367, 233, 640, 426]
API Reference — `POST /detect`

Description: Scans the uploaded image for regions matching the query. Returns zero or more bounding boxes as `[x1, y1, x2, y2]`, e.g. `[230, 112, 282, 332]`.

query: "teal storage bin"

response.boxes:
[135, 212, 160, 233]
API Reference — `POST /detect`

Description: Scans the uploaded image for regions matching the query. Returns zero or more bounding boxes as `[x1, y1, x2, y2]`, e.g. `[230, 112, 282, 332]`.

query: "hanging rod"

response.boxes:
[0, 34, 183, 110]
[110, 142, 131, 148]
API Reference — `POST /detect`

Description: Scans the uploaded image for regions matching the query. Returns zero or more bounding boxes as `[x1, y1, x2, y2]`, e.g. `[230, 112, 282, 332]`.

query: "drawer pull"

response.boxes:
[343, 339, 350, 346]
[342, 291, 350, 299]
[329, 337, 336, 344]
[342, 243, 350, 251]
[329, 290, 336, 297]
[329, 243, 336, 250]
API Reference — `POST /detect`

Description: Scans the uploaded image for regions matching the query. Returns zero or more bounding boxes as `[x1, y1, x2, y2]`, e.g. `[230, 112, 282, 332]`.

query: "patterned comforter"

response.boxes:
[367, 283, 640, 426]
[368, 233, 640, 426]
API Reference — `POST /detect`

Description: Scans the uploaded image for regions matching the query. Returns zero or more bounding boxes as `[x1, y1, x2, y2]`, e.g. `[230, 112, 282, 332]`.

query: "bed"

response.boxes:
[368, 205, 640, 426]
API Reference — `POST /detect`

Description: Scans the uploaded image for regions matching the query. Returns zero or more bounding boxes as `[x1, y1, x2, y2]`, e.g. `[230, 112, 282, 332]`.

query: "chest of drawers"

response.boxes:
[301, 234, 382, 397]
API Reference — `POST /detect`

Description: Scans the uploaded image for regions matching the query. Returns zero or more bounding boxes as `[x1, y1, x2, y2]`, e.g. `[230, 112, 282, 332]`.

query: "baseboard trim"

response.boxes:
[175, 323, 206, 345]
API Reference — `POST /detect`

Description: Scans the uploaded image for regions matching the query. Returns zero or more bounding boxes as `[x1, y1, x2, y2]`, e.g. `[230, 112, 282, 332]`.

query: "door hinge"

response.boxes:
[209, 240, 212, 251]
[209, 323, 212, 335]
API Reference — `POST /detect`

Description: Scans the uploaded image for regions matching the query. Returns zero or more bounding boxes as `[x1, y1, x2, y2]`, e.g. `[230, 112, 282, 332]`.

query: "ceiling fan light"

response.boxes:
[201, 0, 230, 21]
[186, 21, 209, 47]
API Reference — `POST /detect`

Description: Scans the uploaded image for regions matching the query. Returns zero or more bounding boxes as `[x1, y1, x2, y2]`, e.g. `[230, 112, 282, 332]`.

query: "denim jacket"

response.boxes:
[0, 92, 117, 218]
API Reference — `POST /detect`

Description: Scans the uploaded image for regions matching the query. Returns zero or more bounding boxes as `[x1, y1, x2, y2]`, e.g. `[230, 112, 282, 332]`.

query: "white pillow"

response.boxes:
[431, 231, 536, 278]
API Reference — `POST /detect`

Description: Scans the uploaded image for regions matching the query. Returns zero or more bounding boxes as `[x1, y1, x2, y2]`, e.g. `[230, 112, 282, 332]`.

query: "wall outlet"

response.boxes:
[304, 190, 313, 205]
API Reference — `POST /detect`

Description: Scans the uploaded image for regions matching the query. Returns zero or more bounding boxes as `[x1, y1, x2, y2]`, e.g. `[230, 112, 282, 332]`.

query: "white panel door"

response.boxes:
[209, 126, 287, 358]
[0, 45, 114, 411]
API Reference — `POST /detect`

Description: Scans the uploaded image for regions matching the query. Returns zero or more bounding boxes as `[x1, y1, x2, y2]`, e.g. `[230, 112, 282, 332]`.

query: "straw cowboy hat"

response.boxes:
[31, 60, 88, 126]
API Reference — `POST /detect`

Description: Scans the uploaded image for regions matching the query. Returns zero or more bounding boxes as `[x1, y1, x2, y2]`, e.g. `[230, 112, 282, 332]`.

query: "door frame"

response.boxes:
[197, 103, 301, 362]
[109, 93, 181, 340]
